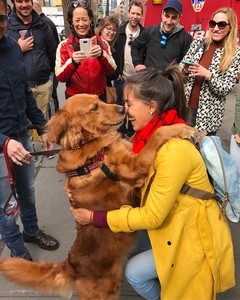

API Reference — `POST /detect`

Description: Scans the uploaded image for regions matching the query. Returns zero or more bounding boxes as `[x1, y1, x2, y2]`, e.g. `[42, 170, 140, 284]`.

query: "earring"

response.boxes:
[149, 111, 153, 115]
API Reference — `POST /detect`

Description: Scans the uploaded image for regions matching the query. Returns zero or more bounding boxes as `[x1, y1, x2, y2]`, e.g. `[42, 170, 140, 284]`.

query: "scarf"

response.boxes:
[132, 109, 186, 154]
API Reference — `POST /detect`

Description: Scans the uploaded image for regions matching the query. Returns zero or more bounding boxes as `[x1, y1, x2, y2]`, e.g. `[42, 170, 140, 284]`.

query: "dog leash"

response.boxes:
[3, 138, 19, 216]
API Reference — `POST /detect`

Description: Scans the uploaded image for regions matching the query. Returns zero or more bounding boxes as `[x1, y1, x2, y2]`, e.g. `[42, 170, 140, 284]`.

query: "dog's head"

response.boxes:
[47, 94, 125, 148]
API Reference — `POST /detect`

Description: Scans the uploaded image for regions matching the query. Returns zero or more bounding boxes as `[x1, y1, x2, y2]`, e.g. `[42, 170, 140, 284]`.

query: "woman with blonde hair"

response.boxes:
[182, 7, 240, 135]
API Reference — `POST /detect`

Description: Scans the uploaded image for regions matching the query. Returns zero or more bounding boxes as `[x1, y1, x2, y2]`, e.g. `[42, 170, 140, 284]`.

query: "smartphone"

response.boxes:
[19, 30, 32, 40]
[182, 60, 194, 66]
[80, 38, 90, 56]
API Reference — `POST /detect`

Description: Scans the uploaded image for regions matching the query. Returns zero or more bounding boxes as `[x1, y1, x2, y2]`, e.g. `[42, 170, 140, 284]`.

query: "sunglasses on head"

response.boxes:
[71, 0, 88, 8]
[0, 14, 8, 23]
[209, 20, 230, 30]
[160, 33, 168, 48]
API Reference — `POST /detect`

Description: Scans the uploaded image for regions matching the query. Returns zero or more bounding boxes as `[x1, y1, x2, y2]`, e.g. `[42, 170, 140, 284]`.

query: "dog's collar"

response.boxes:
[66, 148, 119, 181]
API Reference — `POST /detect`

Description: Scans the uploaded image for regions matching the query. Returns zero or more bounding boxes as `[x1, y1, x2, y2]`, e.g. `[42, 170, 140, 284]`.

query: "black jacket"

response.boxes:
[7, 8, 57, 86]
[0, 35, 46, 148]
[131, 23, 192, 70]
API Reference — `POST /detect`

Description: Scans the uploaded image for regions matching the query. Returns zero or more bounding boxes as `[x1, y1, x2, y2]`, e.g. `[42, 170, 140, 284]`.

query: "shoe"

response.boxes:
[23, 230, 59, 250]
[45, 153, 56, 160]
[11, 251, 33, 261]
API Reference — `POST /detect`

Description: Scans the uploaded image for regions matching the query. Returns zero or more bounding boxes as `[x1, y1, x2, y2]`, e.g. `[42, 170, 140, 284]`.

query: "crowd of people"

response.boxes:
[0, 0, 240, 299]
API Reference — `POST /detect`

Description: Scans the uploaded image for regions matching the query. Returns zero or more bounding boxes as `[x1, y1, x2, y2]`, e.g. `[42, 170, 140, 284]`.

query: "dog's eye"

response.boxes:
[91, 103, 99, 111]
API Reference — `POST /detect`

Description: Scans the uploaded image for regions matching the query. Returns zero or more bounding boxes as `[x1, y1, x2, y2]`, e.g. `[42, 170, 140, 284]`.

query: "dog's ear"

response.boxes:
[47, 109, 83, 148]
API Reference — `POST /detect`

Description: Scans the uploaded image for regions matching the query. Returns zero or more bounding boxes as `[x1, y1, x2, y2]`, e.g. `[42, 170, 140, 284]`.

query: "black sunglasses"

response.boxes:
[160, 33, 168, 48]
[209, 20, 230, 30]
[128, 33, 134, 46]
[71, 0, 88, 8]
[0, 14, 8, 23]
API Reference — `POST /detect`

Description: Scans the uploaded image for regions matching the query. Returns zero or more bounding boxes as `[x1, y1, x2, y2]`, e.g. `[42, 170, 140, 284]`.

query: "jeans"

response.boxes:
[0, 133, 39, 257]
[230, 134, 240, 171]
[124, 230, 160, 300]
[114, 79, 134, 137]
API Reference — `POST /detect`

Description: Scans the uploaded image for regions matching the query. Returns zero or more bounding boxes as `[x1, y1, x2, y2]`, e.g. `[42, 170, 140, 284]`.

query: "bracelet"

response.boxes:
[90, 210, 94, 224]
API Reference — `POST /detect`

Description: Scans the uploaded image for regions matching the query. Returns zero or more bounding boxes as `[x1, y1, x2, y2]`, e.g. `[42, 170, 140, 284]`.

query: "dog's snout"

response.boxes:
[116, 105, 125, 115]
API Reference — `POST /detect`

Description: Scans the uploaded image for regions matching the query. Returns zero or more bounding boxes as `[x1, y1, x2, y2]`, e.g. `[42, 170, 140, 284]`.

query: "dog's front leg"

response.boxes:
[114, 124, 196, 183]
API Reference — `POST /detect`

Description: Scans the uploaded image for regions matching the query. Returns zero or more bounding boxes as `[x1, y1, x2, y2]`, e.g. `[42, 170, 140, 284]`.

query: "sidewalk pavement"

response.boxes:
[0, 83, 239, 299]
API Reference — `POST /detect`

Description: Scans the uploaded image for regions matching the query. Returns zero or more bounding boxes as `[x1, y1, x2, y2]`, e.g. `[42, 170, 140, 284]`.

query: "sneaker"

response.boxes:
[23, 230, 59, 250]
[45, 154, 56, 160]
[11, 251, 33, 261]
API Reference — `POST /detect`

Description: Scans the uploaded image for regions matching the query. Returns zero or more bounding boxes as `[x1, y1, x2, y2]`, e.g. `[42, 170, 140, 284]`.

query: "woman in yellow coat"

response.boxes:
[70, 66, 235, 300]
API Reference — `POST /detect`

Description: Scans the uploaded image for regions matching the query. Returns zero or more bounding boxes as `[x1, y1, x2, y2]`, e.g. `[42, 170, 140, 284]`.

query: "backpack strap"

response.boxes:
[180, 136, 229, 220]
[180, 183, 216, 200]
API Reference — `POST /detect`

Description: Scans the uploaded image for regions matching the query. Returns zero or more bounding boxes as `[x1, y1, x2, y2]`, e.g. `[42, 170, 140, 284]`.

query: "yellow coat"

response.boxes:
[107, 139, 235, 300]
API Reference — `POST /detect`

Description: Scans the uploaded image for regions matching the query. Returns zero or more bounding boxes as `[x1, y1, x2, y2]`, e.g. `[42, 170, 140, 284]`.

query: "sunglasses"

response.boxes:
[209, 20, 230, 30]
[105, 26, 117, 34]
[0, 14, 8, 23]
[128, 33, 134, 45]
[71, 0, 88, 8]
[160, 33, 168, 48]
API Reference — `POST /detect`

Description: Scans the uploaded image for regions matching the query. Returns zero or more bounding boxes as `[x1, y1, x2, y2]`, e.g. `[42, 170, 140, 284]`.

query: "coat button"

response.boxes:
[167, 241, 171, 245]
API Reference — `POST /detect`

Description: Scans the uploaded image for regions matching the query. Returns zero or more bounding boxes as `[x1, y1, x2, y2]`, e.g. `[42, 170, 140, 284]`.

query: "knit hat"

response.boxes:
[163, 0, 182, 15]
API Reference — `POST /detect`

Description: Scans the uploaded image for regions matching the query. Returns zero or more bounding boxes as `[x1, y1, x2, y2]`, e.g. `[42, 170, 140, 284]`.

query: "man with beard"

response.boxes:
[0, 0, 59, 261]
[7, 0, 57, 122]
[113, 0, 144, 138]
[131, 0, 192, 71]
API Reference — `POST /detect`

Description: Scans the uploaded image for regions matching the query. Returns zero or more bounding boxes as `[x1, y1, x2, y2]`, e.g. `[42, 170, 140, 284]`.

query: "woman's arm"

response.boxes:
[71, 140, 194, 232]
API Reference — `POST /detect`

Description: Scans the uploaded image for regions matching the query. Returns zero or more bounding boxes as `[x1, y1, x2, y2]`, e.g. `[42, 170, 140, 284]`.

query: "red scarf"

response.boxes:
[132, 110, 186, 154]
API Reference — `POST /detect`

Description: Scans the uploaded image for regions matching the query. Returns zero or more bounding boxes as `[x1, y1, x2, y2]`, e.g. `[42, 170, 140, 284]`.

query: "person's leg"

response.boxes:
[188, 108, 197, 127]
[114, 79, 127, 136]
[230, 134, 240, 171]
[0, 151, 29, 257]
[13, 133, 39, 236]
[125, 249, 160, 300]
[32, 80, 52, 121]
[130, 230, 151, 257]
[14, 133, 59, 250]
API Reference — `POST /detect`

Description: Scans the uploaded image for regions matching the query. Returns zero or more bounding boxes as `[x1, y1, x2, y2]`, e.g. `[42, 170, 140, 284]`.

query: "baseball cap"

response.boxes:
[163, 0, 182, 15]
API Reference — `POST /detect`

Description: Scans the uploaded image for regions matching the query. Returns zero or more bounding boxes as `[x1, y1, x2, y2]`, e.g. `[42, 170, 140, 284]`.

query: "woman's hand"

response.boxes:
[72, 51, 87, 64]
[70, 207, 92, 225]
[234, 134, 240, 146]
[90, 45, 102, 58]
[188, 62, 212, 80]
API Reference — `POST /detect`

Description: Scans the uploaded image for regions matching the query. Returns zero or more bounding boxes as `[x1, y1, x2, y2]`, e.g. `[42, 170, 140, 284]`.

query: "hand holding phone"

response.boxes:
[80, 36, 98, 57]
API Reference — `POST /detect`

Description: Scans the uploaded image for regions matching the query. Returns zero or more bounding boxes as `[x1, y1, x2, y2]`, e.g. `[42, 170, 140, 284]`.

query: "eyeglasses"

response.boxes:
[71, 0, 88, 8]
[209, 20, 230, 30]
[160, 33, 168, 48]
[105, 26, 117, 34]
[0, 14, 8, 23]
[128, 33, 134, 45]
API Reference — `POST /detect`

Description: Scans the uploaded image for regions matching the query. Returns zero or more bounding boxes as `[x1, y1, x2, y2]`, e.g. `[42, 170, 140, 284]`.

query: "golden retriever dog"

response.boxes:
[0, 94, 195, 299]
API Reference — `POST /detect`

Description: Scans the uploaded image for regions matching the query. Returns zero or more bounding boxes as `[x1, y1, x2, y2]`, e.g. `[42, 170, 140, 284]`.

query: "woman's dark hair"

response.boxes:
[124, 65, 188, 121]
[67, 2, 95, 50]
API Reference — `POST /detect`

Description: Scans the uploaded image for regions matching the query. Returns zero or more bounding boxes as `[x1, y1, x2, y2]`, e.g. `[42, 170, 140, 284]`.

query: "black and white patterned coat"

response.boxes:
[183, 37, 240, 133]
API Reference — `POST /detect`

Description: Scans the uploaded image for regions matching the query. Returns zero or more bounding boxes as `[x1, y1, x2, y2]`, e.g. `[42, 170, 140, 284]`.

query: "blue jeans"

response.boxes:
[0, 133, 39, 257]
[114, 79, 134, 137]
[124, 230, 161, 300]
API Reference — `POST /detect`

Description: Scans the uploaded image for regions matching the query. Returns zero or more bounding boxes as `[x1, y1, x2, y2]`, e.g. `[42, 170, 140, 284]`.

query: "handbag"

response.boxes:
[105, 86, 117, 104]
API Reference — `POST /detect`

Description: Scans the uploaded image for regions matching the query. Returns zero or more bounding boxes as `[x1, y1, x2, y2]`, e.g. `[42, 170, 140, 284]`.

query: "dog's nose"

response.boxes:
[116, 105, 125, 115]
